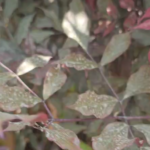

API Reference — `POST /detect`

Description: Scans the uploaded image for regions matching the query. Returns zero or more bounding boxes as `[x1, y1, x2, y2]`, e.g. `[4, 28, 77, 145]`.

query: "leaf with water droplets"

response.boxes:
[0, 85, 41, 111]
[69, 91, 117, 118]
[43, 67, 67, 100]
[134, 124, 150, 145]
[92, 122, 135, 150]
[0, 72, 15, 85]
[124, 65, 150, 99]
[100, 33, 131, 66]
[17, 55, 51, 75]
[60, 53, 97, 70]
[44, 123, 82, 150]
[62, 0, 90, 50]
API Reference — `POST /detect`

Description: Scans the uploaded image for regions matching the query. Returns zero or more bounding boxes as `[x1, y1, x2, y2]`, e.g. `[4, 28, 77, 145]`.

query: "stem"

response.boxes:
[85, 52, 134, 137]
[0, 62, 54, 120]
[48, 115, 150, 123]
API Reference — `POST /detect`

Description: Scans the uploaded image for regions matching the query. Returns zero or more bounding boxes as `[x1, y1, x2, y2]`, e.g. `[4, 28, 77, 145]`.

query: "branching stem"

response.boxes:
[85, 52, 134, 138]
[0, 62, 54, 120]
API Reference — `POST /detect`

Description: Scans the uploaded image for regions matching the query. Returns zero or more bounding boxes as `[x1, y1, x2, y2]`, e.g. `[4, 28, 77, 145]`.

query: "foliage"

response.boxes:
[1, 0, 150, 150]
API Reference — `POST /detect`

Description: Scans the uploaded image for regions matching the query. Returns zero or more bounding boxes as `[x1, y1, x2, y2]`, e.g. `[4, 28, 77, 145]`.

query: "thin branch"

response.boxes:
[0, 62, 54, 120]
[50, 115, 150, 123]
[85, 51, 134, 138]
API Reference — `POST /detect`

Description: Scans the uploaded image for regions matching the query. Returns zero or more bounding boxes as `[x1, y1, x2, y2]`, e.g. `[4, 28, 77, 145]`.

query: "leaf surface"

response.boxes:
[0, 85, 41, 111]
[124, 65, 150, 99]
[100, 33, 131, 66]
[92, 122, 135, 150]
[15, 14, 34, 45]
[17, 55, 51, 75]
[43, 67, 67, 100]
[3, 0, 18, 20]
[45, 123, 82, 150]
[30, 29, 54, 44]
[0, 72, 15, 85]
[69, 91, 117, 118]
[62, 0, 90, 50]
[0, 112, 47, 132]
[134, 124, 150, 145]
[60, 53, 97, 70]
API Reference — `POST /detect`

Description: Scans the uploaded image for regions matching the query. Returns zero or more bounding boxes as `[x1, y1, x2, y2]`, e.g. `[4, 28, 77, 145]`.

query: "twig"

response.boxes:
[85, 51, 134, 138]
[48, 115, 150, 123]
[0, 62, 54, 120]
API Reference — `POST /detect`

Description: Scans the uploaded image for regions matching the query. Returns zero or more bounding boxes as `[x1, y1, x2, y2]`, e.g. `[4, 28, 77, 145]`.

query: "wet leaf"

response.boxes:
[69, 91, 117, 118]
[44, 123, 82, 150]
[17, 55, 51, 75]
[0, 72, 15, 85]
[100, 32, 131, 66]
[15, 14, 34, 45]
[92, 122, 135, 150]
[133, 124, 150, 145]
[0, 85, 41, 111]
[30, 29, 54, 44]
[43, 67, 67, 100]
[60, 53, 97, 70]
[124, 65, 150, 99]
[62, 0, 90, 50]
[3, 0, 18, 20]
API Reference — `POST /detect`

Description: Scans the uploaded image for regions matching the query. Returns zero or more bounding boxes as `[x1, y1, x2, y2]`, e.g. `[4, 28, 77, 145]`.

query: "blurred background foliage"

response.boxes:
[0, 0, 150, 150]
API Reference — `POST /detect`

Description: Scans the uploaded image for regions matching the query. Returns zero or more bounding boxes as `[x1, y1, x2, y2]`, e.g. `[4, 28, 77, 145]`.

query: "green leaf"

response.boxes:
[92, 122, 135, 150]
[62, 38, 78, 50]
[124, 65, 150, 99]
[60, 53, 97, 70]
[0, 85, 41, 111]
[17, 55, 51, 75]
[0, 72, 15, 85]
[100, 33, 131, 66]
[30, 29, 54, 44]
[3, 0, 18, 20]
[97, 0, 110, 15]
[133, 124, 150, 145]
[80, 141, 92, 150]
[40, 7, 62, 31]
[43, 66, 67, 100]
[15, 14, 34, 45]
[44, 123, 82, 150]
[69, 91, 117, 118]
[62, 0, 90, 50]
[132, 30, 150, 46]
[34, 17, 52, 28]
